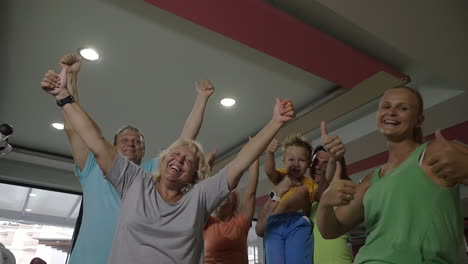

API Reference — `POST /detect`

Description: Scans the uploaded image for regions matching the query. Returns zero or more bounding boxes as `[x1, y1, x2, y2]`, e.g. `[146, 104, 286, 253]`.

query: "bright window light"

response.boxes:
[79, 48, 100, 61]
[25, 209, 32, 212]
[29, 193, 37, 197]
[220, 98, 236, 107]
[52, 123, 64, 130]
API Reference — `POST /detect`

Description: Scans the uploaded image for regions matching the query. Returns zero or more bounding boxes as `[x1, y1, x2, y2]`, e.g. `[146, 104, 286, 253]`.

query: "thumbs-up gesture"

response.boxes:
[41, 54, 80, 99]
[40, 70, 61, 96]
[425, 130, 468, 184]
[320, 121, 345, 160]
[40, 68, 71, 100]
[267, 138, 280, 154]
[320, 162, 357, 207]
[272, 98, 295, 126]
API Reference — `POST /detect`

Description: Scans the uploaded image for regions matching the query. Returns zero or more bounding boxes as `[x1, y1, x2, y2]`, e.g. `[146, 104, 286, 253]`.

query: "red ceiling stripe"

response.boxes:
[256, 121, 468, 206]
[144, 0, 408, 89]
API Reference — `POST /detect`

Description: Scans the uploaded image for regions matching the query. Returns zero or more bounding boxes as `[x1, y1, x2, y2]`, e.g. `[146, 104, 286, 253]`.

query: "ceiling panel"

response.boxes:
[1, 0, 335, 161]
[26, 189, 80, 218]
[0, 183, 28, 211]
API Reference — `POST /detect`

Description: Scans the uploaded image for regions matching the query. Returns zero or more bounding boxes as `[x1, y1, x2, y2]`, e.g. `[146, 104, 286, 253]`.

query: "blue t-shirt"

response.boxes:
[68, 153, 158, 264]
[140, 156, 158, 174]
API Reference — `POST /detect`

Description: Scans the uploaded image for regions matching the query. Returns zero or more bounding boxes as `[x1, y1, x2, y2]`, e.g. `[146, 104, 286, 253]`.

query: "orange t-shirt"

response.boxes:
[203, 214, 251, 264]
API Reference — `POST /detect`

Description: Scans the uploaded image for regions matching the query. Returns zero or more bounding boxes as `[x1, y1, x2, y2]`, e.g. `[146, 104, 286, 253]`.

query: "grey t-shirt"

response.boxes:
[104, 153, 230, 264]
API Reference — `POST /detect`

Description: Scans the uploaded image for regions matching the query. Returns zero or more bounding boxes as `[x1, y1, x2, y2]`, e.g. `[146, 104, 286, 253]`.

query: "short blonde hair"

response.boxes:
[152, 138, 210, 192]
[281, 134, 313, 159]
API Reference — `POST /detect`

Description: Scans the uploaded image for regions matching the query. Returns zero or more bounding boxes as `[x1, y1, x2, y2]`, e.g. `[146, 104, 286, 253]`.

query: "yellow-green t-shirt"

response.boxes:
[310, 202, 353, 264]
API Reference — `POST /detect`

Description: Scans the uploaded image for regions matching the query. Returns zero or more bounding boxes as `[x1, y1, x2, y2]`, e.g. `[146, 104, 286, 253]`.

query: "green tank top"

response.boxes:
[355, 143, 462, 264]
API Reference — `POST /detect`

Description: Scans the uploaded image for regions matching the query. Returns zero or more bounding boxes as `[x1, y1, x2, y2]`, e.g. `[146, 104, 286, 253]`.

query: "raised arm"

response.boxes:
[225, 98, 295, 191]
[315, 121, 349, 200]
[41, 68, 117, 175]
[313, 164, 329, 202]
[264, 138, 283, 185]
[240, 158, 260, 223]
[40, 54, 89, 170]
[320, 121, 346, 183]
[180, 80, 214, 140]
[317, 162, 365, 239]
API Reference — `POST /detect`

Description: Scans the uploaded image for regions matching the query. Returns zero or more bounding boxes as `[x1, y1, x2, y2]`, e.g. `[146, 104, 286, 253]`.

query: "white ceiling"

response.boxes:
[0, 0, 337, 160]
[0, 0, 467, 217]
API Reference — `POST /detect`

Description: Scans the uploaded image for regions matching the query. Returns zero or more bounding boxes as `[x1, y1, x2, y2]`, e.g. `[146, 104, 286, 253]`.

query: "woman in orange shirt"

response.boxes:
[203, 159, 259, 264]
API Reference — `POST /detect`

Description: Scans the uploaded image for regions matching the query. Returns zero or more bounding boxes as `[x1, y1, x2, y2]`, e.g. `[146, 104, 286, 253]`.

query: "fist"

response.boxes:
[59, 53, 82, 73]
[320, 162, 356, 207]
[40, 70, 62, 96]
[267, 138, 280, 154]
[425, 130, 468, 184]
[273, 98, 295, 125]
[196, 80, 215, 98]
[275, 175, 301, 196]
[320, 121, 345, 159]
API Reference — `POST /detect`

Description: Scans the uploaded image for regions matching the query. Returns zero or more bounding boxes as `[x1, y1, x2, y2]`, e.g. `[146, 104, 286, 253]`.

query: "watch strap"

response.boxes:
[268, 189, 281, 202]
[56, 95, 75, 107]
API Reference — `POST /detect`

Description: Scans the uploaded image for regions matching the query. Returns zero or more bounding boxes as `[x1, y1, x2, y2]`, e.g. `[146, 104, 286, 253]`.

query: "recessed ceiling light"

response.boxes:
[25, 209, 32, 212]
[52, 123, 64, 130]
[220, 98, 236, 107]
[79, 48, 100, 61]
[29, 193, 37, 197]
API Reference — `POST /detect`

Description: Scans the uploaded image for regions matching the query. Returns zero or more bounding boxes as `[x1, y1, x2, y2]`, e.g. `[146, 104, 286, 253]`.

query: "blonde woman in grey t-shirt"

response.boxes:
[42, 77, 296, 264]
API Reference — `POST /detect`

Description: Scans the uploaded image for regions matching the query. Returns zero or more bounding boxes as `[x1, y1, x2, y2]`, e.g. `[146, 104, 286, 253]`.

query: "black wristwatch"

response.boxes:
[268, 189, 281, 202]
[56, 95, 75, 107]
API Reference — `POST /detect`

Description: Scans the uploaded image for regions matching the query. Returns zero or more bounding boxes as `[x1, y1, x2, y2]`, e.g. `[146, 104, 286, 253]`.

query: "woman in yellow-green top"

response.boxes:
[317, 86, 468, 263]
[309, 146, 353, 264]
[310, 202, 353, 264]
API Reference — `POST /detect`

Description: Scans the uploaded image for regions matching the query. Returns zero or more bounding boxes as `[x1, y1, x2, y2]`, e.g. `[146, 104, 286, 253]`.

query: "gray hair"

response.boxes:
[113, 124, 145, 150]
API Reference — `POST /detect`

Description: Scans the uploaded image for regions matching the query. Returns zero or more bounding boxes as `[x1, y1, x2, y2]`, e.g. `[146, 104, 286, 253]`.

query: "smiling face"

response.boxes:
[154, 138, 208, 192]
[377, 87, 424, 143]
[310, 150, 330, 183]
[161, 146, 199, 189]
[282, 145, 311, 180]
[115, 129, 144, 165]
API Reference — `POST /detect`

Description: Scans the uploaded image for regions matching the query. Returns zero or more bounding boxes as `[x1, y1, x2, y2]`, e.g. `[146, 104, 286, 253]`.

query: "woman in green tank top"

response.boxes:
[316, 86, 468, 263]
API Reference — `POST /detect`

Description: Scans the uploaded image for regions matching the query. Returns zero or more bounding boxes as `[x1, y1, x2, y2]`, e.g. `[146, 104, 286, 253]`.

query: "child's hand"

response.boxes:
[267, 138, 280, 154]
[274, 175, 301, 196]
